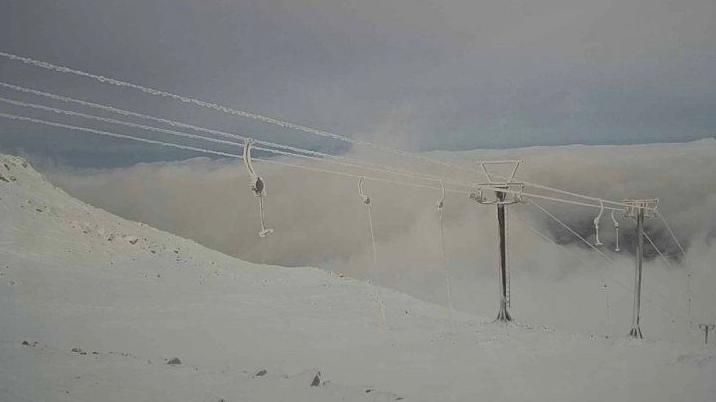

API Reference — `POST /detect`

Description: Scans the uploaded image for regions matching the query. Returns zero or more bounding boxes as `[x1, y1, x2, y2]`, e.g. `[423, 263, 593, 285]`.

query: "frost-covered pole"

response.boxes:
[629, 206, 645, 339]
[474, 160, 523, 323]
[495, 189, 512, 322]
[624, 199, 657, 338]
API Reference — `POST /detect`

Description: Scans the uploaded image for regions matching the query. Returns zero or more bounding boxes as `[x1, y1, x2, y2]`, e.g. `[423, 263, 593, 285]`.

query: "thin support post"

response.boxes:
[495, 190, 512, 322]
[699, 324, 715, 345]
[629, 207, 645, 338]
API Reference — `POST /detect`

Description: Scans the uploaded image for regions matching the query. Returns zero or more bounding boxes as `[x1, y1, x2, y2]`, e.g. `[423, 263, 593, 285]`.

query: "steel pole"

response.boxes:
[495, 190, 512, 322]
[629, 207, 645, 338]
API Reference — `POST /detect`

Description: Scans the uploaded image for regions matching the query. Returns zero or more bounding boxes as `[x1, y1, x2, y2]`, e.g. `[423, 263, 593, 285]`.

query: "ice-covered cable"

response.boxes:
[655, 210, 687, 256]
[0, 96, 244, 147]
[0, 111, 241, 158]
[0, 52, 641, 210]
[0, 51, 481, 174]
[0, 81, 477, 188]
[0, 101, 634, 211]
[523, 181, 629, 210]
[643, 232, 674, 270]
[478, 172, 634, 210]
[511, 212, 611, 331]
[0, 94, 474, 188]
[0, 111, 691, 330]
[0, 111, 438, 191]
[1, 98, 628, 213]
[526, 199, 615, 264]
[527, 199, 689, 326]
[0, 112, 472, 194]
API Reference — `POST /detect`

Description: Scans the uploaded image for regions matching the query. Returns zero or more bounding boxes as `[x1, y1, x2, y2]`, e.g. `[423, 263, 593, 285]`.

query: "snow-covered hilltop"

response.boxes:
[0, 154, 713, 402]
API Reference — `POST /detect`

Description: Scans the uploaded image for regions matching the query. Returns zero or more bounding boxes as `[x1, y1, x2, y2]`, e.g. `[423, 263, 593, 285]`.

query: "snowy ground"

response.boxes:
[0, 153, 713, 401]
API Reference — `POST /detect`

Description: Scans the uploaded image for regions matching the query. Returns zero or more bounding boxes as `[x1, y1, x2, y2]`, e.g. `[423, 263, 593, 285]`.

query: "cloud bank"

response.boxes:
[44, 139, 716, 340]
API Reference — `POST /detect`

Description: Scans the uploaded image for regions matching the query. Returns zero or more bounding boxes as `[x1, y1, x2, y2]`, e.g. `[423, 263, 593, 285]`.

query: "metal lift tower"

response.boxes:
[624, 199, 658, 338]
[471, 161, 524, 322]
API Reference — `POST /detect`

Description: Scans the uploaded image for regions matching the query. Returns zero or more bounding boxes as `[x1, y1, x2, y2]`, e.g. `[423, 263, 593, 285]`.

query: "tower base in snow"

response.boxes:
[495, 300, 513, 322]
[628, 326, 643, 339]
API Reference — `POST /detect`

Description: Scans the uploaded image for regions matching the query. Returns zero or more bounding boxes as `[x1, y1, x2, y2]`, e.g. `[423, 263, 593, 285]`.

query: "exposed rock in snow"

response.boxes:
[310, 371, 321, 387]
[0, 154, 713, 402]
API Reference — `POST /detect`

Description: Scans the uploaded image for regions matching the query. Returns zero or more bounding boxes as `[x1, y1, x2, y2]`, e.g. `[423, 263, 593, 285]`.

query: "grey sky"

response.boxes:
[1, 0, 715, 167]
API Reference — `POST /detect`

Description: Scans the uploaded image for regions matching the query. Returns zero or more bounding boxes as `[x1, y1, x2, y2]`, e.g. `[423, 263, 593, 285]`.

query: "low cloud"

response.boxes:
[45, 139, 716, 339]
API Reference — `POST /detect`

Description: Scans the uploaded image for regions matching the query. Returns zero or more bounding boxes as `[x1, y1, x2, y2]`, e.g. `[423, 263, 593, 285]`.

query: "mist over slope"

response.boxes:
[42, 139, 716, 339]
[1, 153, 715, 401]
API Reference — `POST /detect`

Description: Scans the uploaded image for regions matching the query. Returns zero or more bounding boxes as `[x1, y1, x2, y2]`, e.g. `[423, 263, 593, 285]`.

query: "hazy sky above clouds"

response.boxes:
[1, 0, 715, 167]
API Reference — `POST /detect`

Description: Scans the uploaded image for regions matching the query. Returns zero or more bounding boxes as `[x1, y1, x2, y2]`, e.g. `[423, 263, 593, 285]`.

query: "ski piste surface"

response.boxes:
[0, 154, 713, 402]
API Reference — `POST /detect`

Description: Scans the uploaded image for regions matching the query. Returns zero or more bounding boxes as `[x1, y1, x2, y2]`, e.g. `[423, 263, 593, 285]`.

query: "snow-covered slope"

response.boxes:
[0, 154, 713, 402]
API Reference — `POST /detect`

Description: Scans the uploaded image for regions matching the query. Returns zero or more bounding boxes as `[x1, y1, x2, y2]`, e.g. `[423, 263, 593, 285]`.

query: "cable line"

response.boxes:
[527, 198, 688, 327]
[0, 81, 471, 187]
[0, 99, 631, 212]
[0, 52, 644, 211]
[0, 51, 478, 174]
[0, 111, 474, 194]
[0, 109, 693, 337]
[511, 211, 612, 331]
[0, 96, 477, 187]
[526, 199, 614, 264]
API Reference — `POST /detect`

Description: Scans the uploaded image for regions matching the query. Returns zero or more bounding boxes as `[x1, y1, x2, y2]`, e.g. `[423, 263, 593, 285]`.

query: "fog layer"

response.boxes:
[46, 140, 716, 340]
